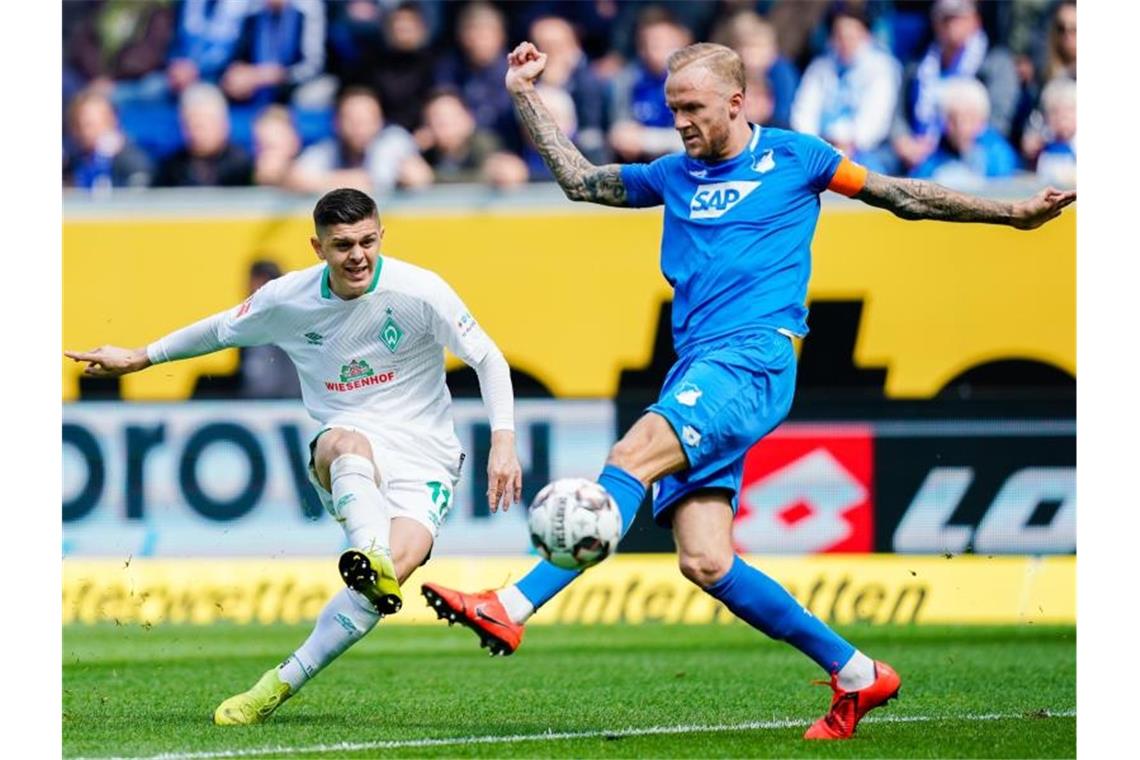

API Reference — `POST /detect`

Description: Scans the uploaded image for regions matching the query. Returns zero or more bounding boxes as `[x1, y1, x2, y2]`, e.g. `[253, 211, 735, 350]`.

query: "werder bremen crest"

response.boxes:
[380, 313, 405, 352]
[339, 359, 375, 383]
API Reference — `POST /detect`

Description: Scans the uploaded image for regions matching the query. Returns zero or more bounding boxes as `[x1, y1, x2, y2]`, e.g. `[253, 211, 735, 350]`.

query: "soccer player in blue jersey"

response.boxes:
[423, 41, 1075, 739]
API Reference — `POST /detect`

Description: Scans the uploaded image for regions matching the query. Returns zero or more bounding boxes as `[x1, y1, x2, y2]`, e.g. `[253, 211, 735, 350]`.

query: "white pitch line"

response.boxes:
[75, 709, 1076, 760]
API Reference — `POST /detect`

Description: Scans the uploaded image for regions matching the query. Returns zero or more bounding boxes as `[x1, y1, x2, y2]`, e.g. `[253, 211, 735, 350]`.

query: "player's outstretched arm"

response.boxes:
[64, 345, 151, 378]
[65, 302, 255, 378]
[506, 41, 628, 207]
[854, 171, 1076, 230]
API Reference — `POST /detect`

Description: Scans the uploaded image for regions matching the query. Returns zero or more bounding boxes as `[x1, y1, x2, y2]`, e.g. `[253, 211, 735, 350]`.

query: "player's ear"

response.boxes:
[310, 235, 326, 262]
[728, 89, 744, 119]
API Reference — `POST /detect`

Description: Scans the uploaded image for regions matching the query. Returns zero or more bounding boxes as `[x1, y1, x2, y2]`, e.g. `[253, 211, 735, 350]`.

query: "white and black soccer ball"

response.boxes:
[527, 478, 622, 570]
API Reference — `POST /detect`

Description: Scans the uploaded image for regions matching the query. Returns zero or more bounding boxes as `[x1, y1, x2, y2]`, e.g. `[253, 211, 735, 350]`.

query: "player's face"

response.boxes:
[665, 67, 741, 161]
[311, 217, 384, 299]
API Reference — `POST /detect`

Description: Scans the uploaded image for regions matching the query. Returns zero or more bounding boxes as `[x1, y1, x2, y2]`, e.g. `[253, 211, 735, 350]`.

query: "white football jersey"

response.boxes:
[216, 257, 494, 478]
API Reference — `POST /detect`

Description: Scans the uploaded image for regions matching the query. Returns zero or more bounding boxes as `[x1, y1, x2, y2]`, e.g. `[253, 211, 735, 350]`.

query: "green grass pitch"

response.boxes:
[63, 622, 1074, 759]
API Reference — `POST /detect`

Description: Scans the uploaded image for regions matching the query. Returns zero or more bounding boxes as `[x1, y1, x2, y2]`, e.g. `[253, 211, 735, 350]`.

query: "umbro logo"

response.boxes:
[304, 332, 324, 345]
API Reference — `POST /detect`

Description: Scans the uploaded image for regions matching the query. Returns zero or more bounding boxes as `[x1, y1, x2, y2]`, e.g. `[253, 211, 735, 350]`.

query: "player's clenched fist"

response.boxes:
[64, 345, 150, 377]
[505, 41, 546, 93]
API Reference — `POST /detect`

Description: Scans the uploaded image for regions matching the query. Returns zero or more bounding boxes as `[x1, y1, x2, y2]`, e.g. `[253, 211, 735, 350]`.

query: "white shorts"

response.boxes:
[307, 426, 461, 540]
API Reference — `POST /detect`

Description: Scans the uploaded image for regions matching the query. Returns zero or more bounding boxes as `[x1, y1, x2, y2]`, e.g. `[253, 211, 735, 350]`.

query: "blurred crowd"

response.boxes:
[63, 0, 1077, 196]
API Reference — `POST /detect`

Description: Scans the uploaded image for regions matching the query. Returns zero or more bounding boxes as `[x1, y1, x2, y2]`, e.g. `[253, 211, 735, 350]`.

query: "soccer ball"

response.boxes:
[528, 478, 622, 570]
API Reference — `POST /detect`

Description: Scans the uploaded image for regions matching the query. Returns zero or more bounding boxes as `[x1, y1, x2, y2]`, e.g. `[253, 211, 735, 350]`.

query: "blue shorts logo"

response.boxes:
[674, 382, 703, 407]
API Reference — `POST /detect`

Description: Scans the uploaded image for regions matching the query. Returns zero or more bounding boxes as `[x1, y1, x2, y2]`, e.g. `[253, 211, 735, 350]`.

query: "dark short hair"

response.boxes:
[313, 188, 378, 233]
[424, 85, 466, 108]
[335, 85, 380, 112]
[249, 259, 283, 281]
[828, 3, 870, 32]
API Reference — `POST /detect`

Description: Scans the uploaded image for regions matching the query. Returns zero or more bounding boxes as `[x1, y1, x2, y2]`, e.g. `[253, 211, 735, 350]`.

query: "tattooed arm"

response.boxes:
[505, 41, 629, 207]
[855, 171, 1076, 230]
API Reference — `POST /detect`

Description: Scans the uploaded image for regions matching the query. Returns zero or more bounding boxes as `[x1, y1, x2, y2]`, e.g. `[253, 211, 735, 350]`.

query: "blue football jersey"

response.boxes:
[620, 125, 845, 353]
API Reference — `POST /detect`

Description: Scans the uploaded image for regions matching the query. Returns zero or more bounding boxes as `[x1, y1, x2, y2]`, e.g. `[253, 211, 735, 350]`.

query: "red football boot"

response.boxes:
[421, 583, 525, 656]
[803, 660, 901, 740]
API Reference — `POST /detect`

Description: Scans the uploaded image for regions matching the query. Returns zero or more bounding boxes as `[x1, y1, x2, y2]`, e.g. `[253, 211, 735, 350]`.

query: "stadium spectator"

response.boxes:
[892, 0, 1019, 172]
[509, 0, 620, 64]
[237, 260, 303, 399]
[742, 72, 775, 127]
[156, 83, 253, 187]
[602, 1, 717, 71]
[65, 88, 154, 191]
[790, 7, 901, 173]
[416, 89, 521, 186]
[763, 0, 832, 69]
[1028, 78, 1076, 188]
[251, 105, 302, 187]
[286, 87, 429, 194]
[220, 0, 326, 107]
[529, 15, 609, 164]
[910, 77, 1019, 190]
[1041, 0, 1077, 85]
[608, 8, 691, 162]
[712, 10, 799, 129]
[64, 0, 175, 93]
[434, 2, 513, 140]
[164, 0, 250, 95]
[339, 1, 437, 133]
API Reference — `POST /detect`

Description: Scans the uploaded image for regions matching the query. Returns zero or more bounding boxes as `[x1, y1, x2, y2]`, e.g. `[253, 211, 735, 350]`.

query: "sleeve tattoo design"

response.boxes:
[855, 171, 1015, 225]
[512, 88, 628, 206]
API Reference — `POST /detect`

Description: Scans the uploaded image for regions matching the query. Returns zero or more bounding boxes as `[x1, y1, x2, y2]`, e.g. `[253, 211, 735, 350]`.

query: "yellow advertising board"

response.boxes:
[62, 207, 1074, 401]
[63, 554, 1074, 627]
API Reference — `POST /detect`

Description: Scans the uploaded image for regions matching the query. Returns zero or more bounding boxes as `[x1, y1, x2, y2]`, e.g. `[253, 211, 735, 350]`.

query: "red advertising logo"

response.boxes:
[735, 424, 874, 554]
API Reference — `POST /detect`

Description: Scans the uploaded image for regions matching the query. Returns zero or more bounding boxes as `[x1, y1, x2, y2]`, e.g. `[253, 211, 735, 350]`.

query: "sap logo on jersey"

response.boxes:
[689, 181, 760, 219]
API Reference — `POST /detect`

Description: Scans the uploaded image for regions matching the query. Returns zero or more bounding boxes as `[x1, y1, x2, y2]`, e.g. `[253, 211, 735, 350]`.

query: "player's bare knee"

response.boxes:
[314, 429, 376, 488]
[678, 550, 733, 588]
[329, 430, 373, 459]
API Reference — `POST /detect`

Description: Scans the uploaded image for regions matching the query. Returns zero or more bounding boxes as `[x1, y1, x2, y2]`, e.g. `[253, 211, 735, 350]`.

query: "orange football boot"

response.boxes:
[421, 583, 524, 656]
[803, 660, 901, 740]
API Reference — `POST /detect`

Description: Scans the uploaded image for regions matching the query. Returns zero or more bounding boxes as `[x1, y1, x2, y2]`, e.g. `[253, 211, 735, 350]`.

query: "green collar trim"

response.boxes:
[321, 256, 383, 299]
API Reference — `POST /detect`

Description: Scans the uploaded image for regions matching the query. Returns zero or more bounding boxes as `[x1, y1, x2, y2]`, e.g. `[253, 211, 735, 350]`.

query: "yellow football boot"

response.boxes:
[339, 547, 402, 615]
[213, 668, 292, 726]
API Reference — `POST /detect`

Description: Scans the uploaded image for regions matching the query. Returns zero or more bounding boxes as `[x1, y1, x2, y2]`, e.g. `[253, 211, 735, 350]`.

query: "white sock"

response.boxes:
[837, 650, 876, 691]
[277, 588, 380, 691]
[496, 584, 535, 624]
[330, 454, 391, 555]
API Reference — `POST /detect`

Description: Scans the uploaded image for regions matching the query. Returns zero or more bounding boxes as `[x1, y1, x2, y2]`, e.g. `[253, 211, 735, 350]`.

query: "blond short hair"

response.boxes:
[938, 76, 990, 120]
[666, 43, 746, 93]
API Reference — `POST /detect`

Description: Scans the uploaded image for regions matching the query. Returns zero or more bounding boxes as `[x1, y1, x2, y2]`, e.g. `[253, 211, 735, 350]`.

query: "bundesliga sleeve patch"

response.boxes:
[456, 311, 477, 337]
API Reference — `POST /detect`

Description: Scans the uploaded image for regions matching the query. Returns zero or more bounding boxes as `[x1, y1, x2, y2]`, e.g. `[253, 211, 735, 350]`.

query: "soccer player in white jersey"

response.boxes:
[65, 188, 523, 725]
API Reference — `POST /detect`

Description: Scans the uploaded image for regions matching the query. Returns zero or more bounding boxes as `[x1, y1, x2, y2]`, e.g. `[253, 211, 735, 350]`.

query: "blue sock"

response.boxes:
[705, 556, 856, 674]
[515, 465, 645, 609]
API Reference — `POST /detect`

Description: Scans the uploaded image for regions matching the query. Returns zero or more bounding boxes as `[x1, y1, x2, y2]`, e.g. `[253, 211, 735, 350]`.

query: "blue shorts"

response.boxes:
[647, 329, 797, 526]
